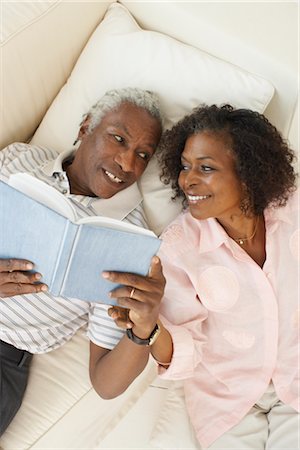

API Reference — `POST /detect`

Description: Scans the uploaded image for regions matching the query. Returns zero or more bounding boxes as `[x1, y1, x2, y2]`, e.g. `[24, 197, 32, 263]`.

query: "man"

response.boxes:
[0, 87, 166, 435]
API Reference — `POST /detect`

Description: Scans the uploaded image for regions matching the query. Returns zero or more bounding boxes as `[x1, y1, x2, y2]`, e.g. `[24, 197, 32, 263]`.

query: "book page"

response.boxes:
[1, 180, 75, 293]
[77, 216, 156, 237]
[8, 173, 77, 221]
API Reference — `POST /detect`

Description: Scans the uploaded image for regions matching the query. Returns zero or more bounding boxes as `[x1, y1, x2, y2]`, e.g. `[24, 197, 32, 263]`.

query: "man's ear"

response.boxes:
[77, 114, 91, 141]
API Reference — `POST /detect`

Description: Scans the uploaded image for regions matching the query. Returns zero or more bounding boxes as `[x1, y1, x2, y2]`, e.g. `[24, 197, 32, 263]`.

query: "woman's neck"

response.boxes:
[217, 213, 257, 239]
[217, 214, 266, 267]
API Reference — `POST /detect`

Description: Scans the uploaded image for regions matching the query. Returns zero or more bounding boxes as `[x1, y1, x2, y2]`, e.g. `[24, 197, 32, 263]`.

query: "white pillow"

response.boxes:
[31, 2, 274, 234]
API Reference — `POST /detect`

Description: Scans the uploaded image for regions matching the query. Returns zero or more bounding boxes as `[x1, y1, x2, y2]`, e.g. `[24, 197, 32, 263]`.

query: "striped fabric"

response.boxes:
[0, 143, 149, 353]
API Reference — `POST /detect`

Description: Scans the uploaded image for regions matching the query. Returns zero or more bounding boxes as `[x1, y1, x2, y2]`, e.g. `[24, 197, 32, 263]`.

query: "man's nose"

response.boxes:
[114, 150, 136, 173]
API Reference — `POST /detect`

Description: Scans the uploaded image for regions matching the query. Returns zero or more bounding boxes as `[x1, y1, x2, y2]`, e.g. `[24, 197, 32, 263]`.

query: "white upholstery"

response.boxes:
[0, 330, 161, 449]
[29, 2, 274, 234]
[0, 1, 298, 449]
[30, 2, 274, 149]
[1, 1, 112, 148]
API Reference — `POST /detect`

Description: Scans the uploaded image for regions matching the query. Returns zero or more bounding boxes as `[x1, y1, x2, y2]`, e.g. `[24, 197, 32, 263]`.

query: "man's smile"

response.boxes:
[104, 169, 123, 184]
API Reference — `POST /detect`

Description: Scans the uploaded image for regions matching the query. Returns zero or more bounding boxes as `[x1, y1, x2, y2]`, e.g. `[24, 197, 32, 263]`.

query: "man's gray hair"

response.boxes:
[84, 87, 163, 133]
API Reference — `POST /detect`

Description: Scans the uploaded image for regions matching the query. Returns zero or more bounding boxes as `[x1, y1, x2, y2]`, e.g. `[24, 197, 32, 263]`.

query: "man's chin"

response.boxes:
[95, 182, 129, 199]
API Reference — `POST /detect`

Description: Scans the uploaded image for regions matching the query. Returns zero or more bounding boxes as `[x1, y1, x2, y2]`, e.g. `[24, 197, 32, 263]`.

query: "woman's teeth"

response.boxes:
[187, 194, 210, 201]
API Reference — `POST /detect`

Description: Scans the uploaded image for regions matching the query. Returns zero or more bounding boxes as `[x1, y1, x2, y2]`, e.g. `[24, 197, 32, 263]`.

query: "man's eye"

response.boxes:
[114, 135, 124, 143]
[138, 152, 150, 161]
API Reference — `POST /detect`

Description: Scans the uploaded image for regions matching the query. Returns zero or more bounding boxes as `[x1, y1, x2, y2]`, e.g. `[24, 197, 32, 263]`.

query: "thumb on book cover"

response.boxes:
[149, 256, 162, 279]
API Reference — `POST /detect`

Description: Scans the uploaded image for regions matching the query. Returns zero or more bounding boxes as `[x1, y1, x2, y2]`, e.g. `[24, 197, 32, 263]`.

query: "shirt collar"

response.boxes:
[198, 195, 296, 255]
[264, 202, 293, 226]
[198, 217, 227, 254]
[41, 149, 142, 220]
[90, 183, 142, 220]
[197, 218, 255, 262]
[41, 149, 75, 176]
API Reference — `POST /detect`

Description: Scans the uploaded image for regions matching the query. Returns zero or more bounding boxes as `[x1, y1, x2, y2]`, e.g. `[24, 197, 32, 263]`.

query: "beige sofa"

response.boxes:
[0, 2, 298, 449]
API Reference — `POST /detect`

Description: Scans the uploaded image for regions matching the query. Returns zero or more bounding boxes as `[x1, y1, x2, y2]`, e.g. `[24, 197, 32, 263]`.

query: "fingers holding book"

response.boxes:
[0, 258, 48, 298]
[104, 256, 165, 305]
[103, 256, 165, 338]
[108, 306, 133, 330]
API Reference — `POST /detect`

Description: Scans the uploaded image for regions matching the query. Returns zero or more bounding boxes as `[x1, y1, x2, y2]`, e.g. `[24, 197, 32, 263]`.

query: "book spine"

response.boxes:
[50, 222, 77, 295]
[60, 224, 82, 294]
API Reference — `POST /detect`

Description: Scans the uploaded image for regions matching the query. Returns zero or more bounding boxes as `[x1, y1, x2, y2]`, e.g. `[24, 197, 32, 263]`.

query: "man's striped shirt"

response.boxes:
[0, 143, 149, 353]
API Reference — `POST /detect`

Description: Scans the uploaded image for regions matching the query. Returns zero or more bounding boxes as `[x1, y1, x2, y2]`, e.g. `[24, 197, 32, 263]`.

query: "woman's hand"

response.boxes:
[0, 258, 48, 298]
[89, 256, 172, 400]
[103, 256, 165, 339]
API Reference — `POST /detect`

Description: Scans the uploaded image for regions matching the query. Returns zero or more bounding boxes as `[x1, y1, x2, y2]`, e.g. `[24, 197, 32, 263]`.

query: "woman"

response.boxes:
[106, 103, 298, 448]
[154, 104, 299, 449]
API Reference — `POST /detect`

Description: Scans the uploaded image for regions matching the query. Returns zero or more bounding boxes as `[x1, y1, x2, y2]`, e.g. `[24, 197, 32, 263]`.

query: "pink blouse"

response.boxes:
[158, 190, 299, 448]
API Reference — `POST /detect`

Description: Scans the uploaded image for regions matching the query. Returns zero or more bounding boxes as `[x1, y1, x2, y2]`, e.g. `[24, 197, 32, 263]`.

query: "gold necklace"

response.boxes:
[233, 216, 259, 246]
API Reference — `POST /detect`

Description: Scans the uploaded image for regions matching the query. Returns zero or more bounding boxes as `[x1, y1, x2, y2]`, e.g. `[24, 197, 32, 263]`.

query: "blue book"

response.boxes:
[0, 175, 161, 305]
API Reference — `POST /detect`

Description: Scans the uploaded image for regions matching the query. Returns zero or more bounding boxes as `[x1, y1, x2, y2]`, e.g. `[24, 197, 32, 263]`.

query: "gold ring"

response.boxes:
[130, 287, 135, 298]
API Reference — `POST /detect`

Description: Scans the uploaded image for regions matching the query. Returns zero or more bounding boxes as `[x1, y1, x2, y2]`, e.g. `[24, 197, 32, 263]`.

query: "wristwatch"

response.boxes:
[126, 323, 161, 346]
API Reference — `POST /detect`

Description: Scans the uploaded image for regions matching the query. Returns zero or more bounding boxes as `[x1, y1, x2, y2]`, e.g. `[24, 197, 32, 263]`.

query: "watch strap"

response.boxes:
[126, 323, 160, 346]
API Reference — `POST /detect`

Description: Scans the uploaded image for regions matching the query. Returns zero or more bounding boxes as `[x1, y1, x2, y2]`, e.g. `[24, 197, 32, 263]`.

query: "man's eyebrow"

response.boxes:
[110, 121, 131, 137]
[110, 122, 157, 151]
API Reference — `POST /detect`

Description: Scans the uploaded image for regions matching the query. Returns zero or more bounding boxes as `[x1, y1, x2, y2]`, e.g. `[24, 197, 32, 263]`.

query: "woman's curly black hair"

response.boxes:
[158, 104, 297, 215]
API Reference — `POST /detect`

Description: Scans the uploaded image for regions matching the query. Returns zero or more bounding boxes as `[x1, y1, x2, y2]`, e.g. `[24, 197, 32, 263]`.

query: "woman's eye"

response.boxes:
[114, 135, 124, 143]
[201, 165, 214, 172]
[181, 164, 189, 171]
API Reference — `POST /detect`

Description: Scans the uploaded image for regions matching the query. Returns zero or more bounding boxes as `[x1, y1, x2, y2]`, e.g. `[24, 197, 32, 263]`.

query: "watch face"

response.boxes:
[148, 324, 161, 346]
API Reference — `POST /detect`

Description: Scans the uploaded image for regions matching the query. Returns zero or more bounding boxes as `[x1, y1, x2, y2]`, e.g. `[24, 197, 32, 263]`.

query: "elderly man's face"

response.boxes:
[67, 102, 162, 198]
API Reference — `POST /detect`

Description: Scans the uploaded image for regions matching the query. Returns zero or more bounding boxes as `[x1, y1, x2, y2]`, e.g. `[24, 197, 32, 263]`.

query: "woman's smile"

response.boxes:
[179, 131, 243, 222]
[186, 193, 212, 204]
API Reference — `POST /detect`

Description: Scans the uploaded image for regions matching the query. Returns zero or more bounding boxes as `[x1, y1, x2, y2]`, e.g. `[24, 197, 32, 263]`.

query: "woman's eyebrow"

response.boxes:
[181, 155, 215, 161]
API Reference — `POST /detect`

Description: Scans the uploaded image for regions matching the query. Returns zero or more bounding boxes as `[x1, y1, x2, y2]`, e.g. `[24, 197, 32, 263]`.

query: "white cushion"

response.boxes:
[149, 381, 201, 449]
[0, 0, 112, 149]
[30, 2, 274, 234]
[0, 329, 158, 449]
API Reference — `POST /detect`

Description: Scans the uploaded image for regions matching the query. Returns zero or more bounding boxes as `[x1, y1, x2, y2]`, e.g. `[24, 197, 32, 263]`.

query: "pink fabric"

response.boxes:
[158, 190, 299, 448]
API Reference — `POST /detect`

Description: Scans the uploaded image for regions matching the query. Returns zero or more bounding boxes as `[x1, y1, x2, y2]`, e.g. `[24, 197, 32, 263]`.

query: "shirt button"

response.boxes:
[62, 189, 68, 195]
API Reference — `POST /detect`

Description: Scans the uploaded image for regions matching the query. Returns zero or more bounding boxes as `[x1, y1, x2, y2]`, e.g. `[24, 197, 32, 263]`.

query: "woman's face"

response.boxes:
[178, 131, 244, 222]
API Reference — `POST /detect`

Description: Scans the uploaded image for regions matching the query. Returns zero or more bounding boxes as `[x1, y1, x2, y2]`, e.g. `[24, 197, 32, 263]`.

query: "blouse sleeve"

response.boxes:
[157, 241, 208, 380]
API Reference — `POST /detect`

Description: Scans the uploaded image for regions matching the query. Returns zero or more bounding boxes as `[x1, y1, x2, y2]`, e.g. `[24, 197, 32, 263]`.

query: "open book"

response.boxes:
[0, 174, 161, 305]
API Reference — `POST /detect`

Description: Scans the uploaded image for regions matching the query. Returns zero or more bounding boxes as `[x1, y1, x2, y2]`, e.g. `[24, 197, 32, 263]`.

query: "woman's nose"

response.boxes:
[183, 169, 198, 188]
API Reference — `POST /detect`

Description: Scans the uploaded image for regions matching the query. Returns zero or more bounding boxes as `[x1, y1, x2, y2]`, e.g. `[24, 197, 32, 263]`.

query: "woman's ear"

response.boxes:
[239, 181, 252, 213]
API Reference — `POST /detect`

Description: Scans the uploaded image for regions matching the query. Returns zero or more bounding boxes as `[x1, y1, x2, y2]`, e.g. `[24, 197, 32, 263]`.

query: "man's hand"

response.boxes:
[103, 256, 165, 338]
[0, 259, 48, 298]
